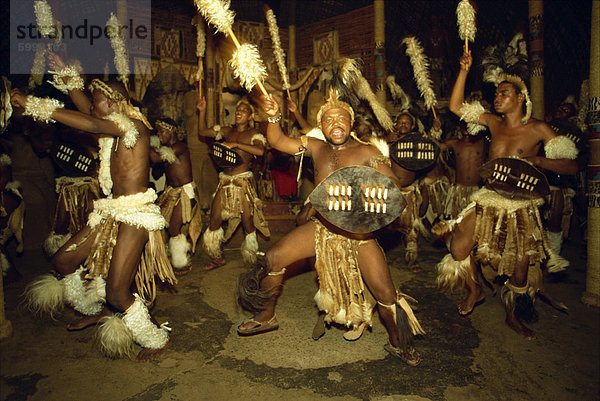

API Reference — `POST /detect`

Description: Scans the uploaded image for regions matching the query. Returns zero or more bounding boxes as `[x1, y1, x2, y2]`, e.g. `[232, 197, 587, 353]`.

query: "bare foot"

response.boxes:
[506, 315, 536, 340]
[384, 343, 421, 366]
[458, 287, 485, 316]
[135, 338, 172, 362]
[200, 258, 226, 271]
[67, 308, 111, 331]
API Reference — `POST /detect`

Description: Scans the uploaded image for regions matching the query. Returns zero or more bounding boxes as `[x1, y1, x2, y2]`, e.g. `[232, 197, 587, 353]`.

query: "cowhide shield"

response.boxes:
[208, 142, 242, 169]
[480, 157, 550, 199]
[390, 133, 440, 171]
[0, 77, 12, 134]
[50, 142, 96, 176]
[309, 166, 405, 234]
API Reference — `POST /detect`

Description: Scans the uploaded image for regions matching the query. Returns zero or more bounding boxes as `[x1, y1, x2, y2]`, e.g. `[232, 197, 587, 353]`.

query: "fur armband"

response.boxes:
[367, 136, 390, 157]
[23, 96, 64, 123]
[47, 65, 85, 94]
[213, 125, 223, 141]
[430, 126, 442, 140]
[459, 101, 485, 125]
[544, 136, 578, 160]
[103, 112, 139, 148]
[158, 146, 178, 164]
[250, 133, 266, 146]
[0, 154, 11, 166]
[467, 122, 486, 136]
[150, 135, 160, 150]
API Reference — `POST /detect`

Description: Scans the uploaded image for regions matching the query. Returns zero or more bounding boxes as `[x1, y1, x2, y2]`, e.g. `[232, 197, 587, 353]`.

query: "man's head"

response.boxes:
[235, 100, 254, 125]
[156, 118, 177, 145]
[494, 73, 532, 124]
[554, 102, 576, 120]
[394, 110, 416, 134]
[317, 92, 355, 145]
[89, 79, 128, 118]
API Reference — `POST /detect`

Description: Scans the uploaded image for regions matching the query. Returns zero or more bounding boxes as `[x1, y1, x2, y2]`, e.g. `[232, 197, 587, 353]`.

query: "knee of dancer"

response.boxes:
[265, 249, 285, 273]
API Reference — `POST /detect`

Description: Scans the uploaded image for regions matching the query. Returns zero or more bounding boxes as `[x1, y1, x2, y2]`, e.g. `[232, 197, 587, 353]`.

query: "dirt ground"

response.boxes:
[1, 228, 599, 401]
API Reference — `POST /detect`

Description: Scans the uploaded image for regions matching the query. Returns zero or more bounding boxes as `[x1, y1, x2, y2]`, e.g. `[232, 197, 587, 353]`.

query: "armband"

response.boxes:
[23, 96, 64, 123]
[267, 114, 282, 124]
[545, 136, 578, 160]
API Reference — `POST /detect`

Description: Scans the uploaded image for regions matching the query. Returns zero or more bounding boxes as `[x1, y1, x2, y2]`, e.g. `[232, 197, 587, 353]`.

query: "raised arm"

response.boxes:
[11, 89, 128, 138]
[288, 98, 311, 131]
[196, 96, 218, 138]
[46, 51, 92, 115]
[449, 48, 472, 117]
[262, 93, 305, 156]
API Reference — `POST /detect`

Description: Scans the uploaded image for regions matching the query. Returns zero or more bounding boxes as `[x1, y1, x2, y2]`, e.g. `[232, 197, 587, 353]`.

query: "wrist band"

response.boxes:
[267, 114, 282, 124]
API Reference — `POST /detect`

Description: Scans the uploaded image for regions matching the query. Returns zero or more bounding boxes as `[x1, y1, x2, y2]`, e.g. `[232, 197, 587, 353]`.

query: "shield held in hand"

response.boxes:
[309, 166, 405, 234]
[208, 142, 242, 169]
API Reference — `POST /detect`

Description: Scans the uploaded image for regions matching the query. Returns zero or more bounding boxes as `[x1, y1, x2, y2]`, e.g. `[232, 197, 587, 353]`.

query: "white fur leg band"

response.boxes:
[436, 254, 474, 292]
[169, 234, 191, 269]
[122, 294, 170, 349]
[202, 227, 224, 260]
[97, 314, 134, 359]
[241, 231, 258, 265]
[63, 267, 106, 316]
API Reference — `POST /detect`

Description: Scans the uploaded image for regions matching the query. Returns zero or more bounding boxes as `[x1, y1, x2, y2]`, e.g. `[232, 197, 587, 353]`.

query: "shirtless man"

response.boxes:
[438, 48, 578, 339]
[151, 118, 203, 275]
[14, 73, 175, 361]
[385, 111, 423, 271]
[197, 97, 270, 269]
[236, 92, 423, 365]
[442, 123, 485, 220]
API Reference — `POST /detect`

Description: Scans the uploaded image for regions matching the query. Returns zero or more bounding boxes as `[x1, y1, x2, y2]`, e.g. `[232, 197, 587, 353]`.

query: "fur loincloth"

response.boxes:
[156, 181, 204, 252]
[313, 219, 376, 329]
[471, 187, 549, 277]
[68, 189, 176, 304]
[421, 176, 450, 217]
[444, 183, 480, 220]
[54, 176, 101, 234]
[0, 181, 25, 253]
[216, 171, 270, 240]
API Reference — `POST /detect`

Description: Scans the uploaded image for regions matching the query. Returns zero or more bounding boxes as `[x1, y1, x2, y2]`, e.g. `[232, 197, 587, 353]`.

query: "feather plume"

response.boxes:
[34, 0, 55, 37]
[230, 43, 267, 92]
[456, 0, 476, 43]
[352, 70, 394, 132]
[386, 76, 411, 110]
[106, 13, 130, 84]
[28, 48, 46, 89]
[192, 16, 206, 81]
[339, 58, 362, 89]
[402, 36, 437, 111]
[481, 34, 528, 84]
[266, 9, 290, 90]
[194, 0, 235, 35]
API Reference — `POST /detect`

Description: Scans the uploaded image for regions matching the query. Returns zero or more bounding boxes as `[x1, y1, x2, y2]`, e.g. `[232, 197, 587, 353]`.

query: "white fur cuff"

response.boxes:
[544, 136, 578, 160]
[122, 294, 169, 349]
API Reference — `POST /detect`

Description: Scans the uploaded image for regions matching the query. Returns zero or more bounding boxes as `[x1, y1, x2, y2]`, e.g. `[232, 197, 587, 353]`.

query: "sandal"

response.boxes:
[200, 258, 226, 271]
[384, 343, 421, 366]
[237, 316, 279, 336]
[173, 265, 192, 276]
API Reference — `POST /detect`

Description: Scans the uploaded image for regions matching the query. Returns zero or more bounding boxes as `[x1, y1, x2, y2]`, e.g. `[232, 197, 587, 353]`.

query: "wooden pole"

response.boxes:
[206, 26, 216, 127]
[374, 0, 386, 105]
[528, 0, 545, 120]
[0, 263, 13, 339]
[582, 0, 600, 307]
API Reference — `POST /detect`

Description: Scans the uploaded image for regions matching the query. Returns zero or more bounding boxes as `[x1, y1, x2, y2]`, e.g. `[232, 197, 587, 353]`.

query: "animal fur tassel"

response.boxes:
[386, 76, 411, 110]
[402, 36, 437, 118]
[339, 58, 394, 132]
[265, 8, 290, 96]
[192, 15, 206, 82]
[456, 0, 476, 52]
[194, 0, 235, 35]
[106, 13, 130, 91]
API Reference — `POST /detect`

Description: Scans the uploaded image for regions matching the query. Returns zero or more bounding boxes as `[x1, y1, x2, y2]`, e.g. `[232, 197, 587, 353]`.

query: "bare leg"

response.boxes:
[357, 240, 420, 365]
[449, 210, 484, 315]
[201, 190, 226, 270]
[505, 257, 536, 340]
[238, 222, 316, 331]
[105, 223, 170, 361]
